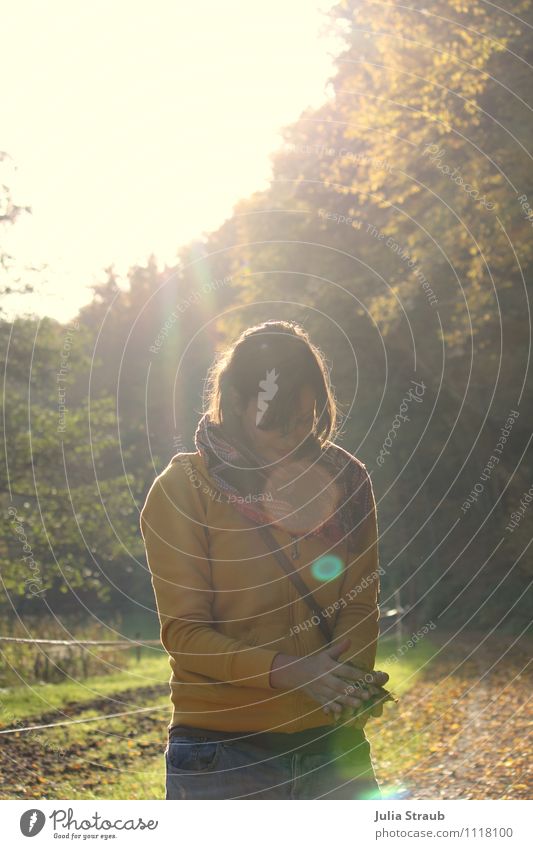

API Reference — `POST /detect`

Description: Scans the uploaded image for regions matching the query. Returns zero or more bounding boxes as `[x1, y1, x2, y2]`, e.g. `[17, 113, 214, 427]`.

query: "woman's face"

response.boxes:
[240, 384, 317, 463]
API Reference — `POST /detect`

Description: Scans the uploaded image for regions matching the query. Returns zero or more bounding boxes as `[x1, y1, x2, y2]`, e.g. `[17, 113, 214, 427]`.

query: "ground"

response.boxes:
[0, 630, 531, 800]
[370, 629, 532, 800]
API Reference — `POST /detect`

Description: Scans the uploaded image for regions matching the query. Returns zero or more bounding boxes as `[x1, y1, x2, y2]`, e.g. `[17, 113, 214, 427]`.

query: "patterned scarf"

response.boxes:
[194, 411, 372, 553]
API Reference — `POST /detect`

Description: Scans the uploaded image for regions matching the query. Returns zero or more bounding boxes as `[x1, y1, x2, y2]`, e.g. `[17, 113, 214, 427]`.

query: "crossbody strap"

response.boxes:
[255, 522, 334, 646]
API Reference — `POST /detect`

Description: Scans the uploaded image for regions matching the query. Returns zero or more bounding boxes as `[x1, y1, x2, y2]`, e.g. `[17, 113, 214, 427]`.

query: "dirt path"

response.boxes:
[372, 630, 532, 799]
[0, 683, 168, 798]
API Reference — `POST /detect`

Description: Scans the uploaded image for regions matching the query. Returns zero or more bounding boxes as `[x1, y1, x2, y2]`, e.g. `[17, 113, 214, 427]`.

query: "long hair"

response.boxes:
[203, 320, 342, 477]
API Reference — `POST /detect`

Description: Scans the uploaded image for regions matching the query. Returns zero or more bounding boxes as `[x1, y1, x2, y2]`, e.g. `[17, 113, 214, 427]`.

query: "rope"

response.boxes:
[0, 636, 160, 646]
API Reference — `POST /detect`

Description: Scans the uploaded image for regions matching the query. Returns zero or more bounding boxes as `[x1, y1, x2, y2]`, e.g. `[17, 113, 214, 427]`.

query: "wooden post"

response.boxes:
[81, 651, 89, 679]
[394, 588, 403, 653]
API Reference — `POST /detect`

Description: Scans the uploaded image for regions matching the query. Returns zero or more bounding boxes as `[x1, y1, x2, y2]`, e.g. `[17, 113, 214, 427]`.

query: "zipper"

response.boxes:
[290, 534, 300, 560]
[287, 531, 307, 721]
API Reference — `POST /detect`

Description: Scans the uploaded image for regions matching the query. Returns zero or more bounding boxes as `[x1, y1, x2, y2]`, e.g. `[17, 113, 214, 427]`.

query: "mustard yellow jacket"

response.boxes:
[139, 449, 381, 734]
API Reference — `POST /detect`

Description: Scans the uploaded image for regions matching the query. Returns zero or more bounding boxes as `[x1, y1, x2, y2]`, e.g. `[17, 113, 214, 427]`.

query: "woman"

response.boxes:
[140, 319, 390, 800]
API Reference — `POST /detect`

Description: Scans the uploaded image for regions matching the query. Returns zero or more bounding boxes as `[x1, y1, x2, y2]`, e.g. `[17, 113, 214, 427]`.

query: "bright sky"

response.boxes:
[1, 0, 340, 323]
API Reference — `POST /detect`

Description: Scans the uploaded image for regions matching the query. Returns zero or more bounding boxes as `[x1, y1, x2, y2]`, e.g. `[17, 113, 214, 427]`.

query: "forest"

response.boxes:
[1, 0, 532, 649]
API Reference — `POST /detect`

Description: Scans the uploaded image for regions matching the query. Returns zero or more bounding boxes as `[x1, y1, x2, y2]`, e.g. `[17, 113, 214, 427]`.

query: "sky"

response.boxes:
[1, 0, 341, 323]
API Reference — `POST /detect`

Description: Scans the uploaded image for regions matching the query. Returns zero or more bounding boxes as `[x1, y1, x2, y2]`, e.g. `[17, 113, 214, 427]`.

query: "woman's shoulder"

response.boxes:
[322, 440, 369, 477]
[141, 451, 210, 518]
[323, 441, 374, 516]
[141, 451, 205, 492]
[151, 450, 208, 487]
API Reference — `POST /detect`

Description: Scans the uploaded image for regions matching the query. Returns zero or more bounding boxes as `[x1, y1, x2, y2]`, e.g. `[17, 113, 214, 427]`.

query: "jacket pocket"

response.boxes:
[246, 631, 261, 646]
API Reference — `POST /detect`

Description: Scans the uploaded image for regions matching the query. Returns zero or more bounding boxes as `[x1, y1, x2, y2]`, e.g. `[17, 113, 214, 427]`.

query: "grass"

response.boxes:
[50, 752, 166, 801]
[1, 632, 437, 800]
[1, 676, 170, 801]
[57, 750, 166, 801]
[0, 652, 170, 725]
[375, 633, 437, 697]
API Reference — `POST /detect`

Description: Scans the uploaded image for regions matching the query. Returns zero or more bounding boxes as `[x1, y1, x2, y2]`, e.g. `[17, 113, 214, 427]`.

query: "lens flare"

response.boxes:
[376, 784, 412, 800]
[311, 554, 344, 582]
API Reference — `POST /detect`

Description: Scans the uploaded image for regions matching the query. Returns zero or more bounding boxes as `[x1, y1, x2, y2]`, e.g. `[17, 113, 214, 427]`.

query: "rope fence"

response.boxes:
[0, 634, 163, 683]
[0, 636, 168, 736]
[0, 637, 161, 646]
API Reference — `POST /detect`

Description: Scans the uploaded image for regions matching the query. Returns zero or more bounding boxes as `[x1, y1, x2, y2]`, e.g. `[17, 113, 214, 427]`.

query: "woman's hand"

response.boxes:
[340, 700, 384, 730]
[323, 681, 388, 727]
[270, 638, 389, 713]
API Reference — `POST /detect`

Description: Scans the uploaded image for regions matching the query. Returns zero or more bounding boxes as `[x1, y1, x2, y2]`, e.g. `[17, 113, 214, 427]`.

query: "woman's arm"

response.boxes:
[140, 462, 279, 689]
[328, 467, 381, 672]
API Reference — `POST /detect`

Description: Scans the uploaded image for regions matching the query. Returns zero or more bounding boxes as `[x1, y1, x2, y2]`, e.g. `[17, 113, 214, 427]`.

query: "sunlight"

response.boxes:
[1, 0, 340, 322]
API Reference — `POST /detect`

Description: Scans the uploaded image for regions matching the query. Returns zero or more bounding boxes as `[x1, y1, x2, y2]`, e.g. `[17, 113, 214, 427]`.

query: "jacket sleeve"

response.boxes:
[329, 467, 381, 672]
[139, 461, 279, 689]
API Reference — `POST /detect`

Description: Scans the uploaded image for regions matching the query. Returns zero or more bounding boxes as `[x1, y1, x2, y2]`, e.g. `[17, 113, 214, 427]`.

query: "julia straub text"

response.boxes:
[374, 810, 445, 822]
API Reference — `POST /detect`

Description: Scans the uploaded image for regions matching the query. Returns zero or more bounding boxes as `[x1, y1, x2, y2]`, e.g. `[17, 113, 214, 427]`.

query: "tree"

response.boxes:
[0, 151, 37, 315]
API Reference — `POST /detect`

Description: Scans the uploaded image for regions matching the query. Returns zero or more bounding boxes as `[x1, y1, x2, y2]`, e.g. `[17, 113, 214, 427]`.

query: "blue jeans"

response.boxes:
[165, 728, 382, 800]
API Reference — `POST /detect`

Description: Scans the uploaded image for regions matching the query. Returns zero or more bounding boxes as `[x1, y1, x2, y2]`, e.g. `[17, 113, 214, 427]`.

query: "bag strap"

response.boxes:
[255, 522, 334, 646]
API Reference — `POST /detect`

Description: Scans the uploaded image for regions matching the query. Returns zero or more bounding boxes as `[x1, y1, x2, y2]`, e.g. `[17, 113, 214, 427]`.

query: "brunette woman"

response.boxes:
[140, 319, 390, 800]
